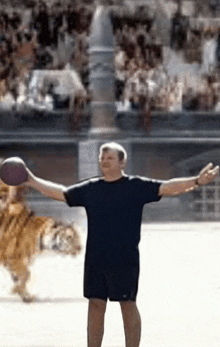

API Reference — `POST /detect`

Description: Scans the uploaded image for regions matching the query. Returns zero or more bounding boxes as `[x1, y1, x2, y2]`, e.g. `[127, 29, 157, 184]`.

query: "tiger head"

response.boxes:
[44, 222, 82, 256]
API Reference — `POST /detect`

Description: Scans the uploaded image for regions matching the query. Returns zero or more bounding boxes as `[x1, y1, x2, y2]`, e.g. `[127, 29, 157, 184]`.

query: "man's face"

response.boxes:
[99, 149, 124, 176]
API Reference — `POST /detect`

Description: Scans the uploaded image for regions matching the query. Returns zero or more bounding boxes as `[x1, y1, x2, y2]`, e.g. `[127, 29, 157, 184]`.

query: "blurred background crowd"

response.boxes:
[1, 0, 220, 120]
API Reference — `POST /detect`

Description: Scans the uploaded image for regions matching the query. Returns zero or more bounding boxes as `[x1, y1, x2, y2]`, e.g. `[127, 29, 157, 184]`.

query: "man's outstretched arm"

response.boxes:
[159, 163, 219, 196]
[25, 168, 66, 202]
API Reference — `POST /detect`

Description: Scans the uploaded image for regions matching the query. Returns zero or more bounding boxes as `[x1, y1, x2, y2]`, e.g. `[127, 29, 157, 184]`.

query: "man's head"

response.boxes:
[99, 142, 127, 179]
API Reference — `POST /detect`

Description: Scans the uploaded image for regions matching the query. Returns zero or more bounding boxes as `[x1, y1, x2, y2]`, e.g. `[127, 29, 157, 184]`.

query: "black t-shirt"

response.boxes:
[64, 175, 162, 268]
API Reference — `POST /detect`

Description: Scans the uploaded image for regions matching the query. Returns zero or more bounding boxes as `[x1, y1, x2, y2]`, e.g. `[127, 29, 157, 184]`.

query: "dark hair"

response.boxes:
[24, 32, 32, 41]
[16, 32, 22, 42]
[99, 142, 127, 162]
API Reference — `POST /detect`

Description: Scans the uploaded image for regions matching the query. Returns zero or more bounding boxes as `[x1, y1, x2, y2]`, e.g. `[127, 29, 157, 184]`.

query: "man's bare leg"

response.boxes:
[87, 298, 107, 347]
[120, 301, 141, 347]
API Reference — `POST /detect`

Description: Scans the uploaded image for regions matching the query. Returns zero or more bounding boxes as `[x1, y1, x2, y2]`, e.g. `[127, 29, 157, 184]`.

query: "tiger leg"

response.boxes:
[9, 261, 36, 303]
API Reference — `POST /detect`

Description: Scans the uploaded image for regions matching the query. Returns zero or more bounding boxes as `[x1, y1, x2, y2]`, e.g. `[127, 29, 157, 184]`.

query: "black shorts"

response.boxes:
[84, 263, 139, 301]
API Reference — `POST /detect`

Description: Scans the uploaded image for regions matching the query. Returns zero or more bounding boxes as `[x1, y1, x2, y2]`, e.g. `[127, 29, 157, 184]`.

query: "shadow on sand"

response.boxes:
[0, 296, 87, 304]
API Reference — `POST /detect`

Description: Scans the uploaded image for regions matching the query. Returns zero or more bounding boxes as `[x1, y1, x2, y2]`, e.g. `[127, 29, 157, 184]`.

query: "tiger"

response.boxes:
[0, 182, 81, 303]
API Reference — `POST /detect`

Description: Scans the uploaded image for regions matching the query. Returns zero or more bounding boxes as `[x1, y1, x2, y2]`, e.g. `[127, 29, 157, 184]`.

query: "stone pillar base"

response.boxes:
[78, 139, 132, 181]
[89, 126, 120, 139]
[78, 140, 101, 181]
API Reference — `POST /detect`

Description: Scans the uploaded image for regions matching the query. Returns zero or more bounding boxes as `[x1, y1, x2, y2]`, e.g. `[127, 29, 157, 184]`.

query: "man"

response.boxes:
[25, 142, 219, 347]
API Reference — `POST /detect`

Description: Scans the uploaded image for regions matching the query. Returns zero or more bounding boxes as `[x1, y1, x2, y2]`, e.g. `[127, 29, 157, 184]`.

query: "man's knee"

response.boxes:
[89, 298, 107, 314]
[120, 301, 140, 323]
[120, 300, 137, 311]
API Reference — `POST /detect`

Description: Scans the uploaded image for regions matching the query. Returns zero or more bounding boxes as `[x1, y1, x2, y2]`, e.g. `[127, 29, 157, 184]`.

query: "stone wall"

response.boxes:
[1, 135, 220, 222]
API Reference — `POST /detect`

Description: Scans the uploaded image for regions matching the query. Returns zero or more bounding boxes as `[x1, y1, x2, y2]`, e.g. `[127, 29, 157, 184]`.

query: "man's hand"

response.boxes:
[196, 163, 219, 186]
[24, 166, 66, 202]
[24, 167, 33, 185]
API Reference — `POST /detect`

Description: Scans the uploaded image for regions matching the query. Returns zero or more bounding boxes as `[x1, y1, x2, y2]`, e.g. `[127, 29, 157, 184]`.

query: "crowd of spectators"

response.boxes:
[113, 4, 220, 115]
[169, 5, 220, 112]
[0, 0, 93, 111]
[2, 0, 220, 130]
[114, 13, 164, 110]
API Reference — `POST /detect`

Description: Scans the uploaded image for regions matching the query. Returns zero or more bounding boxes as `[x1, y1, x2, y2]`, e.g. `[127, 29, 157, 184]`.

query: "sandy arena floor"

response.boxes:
[0, 222, 220, 347]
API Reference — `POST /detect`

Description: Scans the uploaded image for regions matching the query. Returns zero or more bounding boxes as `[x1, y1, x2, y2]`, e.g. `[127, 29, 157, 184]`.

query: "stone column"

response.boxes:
[78, 0, 127, 181]
[78, 139, 132, 181]
[78, 140, 101, 181]
[89, 2, 119, 137]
